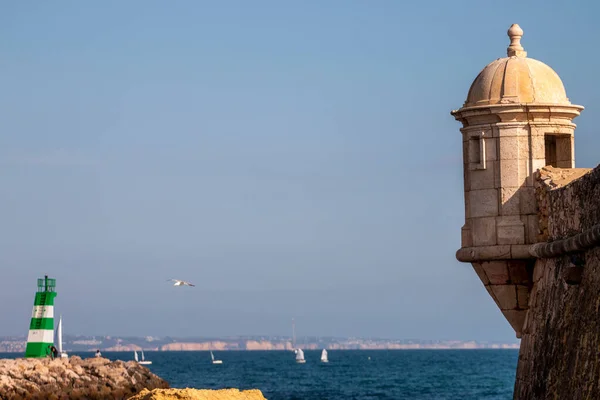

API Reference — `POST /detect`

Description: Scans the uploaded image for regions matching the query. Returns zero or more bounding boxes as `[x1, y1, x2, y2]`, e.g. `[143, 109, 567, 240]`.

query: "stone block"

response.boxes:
[502, 309, 527, 337]
[531, 158, 546, 172]
[499, 136, 520, 160]
[496, 125, 528, 137]
[527, 215, 540, 243]
[464, 191, 471, 218]
[485, 137, 498, 161]
[470, 161, 496, 190]
[491, 284, 518, 310]
[520, 215, 530, 242]
[471, 262, 490, 285]
[529, 125, 546, 136]
[477, 245, 511, 259]
[481, 261, 509, 284]
[519, 158, 533, 187]
[530, 135, 545, 159]
[461, 223, 473, 247]
[498, 160, 523, 188]
[508, 261, 530, 284]
[497, 217, 525, 245]
[471, 217, 497, 246]
[494, 160, 501, 187]
[519, 187, 537, 214]
[517, 136, 531, 160]
[484, 285, 501, 309]
[455, 245, 512, 262]
[469, 189, 499, 218]
[500, 187, 520, 215]
[516, 285, 530, 308]
[510, 244, 532, 259]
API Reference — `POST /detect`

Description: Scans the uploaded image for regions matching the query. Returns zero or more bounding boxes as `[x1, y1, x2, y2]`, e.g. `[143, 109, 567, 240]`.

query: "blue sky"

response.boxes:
[1, 0, 598, 341]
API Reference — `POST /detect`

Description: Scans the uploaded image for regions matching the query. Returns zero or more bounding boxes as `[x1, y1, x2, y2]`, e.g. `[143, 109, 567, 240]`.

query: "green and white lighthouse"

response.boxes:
[25, 275, 57, 358]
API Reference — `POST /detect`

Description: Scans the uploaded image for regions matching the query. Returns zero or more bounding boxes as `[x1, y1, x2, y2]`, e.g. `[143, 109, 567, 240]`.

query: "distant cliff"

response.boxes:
[0, 336, 519, 353]
[0, 356, 168, 400]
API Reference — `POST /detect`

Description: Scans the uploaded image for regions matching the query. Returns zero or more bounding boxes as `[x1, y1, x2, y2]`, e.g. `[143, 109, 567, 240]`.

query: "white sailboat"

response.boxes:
[57, 315, 68, 359]
[211, 351, 223, 364]
[138, 349, 152, 365]
[320, 349, 328, 363]
[134, 350, 139, 362]
[295, 348, 306, 364]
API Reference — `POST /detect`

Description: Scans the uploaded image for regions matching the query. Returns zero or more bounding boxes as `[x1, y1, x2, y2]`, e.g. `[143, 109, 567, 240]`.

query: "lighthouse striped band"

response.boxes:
[25, 292, 57, 358]
[33, 292, 55, 306]
[32, 306, 54, 319]
[27, 329, 54, 343]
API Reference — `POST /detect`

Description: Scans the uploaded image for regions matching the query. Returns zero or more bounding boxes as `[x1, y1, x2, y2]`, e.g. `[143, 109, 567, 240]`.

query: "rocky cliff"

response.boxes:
[515, 166, 600, 399]
[128, 388, 267, 400]
[0, 356, 168, 400]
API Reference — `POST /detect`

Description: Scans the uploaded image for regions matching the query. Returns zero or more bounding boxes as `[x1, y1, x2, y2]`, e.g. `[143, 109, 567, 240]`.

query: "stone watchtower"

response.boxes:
[451, 24, 583, 337]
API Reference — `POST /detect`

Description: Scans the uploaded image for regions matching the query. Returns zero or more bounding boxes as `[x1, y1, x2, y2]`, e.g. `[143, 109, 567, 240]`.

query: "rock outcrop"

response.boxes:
[128, 388, 267, 400]
[0, 356, 169, 400]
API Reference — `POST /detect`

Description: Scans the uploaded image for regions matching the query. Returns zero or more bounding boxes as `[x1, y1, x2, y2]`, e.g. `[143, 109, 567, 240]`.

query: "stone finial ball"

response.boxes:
[508, 24, 524, 38]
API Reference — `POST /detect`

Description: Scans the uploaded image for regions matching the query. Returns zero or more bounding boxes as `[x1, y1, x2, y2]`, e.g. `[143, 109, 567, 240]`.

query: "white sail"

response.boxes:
[211, 351, 223, 364]
[57, 316, 63, 353]
[295, 349, 304, 361]
[134, 351, 139, 362]
[137, 349, 152, 364]
[321, 349, 328, 362]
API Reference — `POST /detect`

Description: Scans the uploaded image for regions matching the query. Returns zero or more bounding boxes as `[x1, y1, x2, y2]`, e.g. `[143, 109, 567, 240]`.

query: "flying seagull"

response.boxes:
[167, 279, 195, 287]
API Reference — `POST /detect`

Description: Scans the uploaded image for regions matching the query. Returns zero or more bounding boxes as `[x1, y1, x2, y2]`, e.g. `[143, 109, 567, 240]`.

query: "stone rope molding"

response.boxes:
[529, 223, 600, 259]
[456, 224, 600, 262]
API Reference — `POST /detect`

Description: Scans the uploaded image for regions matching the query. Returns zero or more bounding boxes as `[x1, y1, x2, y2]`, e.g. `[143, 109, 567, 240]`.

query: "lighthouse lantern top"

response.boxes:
[37, 275, 56, 292]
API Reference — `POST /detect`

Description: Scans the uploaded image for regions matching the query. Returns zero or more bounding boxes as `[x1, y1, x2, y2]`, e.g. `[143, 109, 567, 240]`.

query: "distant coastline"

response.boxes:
[0, 335, 519, 353]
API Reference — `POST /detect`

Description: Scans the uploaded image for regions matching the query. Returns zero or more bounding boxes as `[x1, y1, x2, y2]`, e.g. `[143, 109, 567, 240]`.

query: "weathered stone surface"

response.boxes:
[490, 284, 517, 310]
[469, 189, 499, 217]
[128, 388, 267, 400]
[471, 217, 497, 246]
[471, 263, 490, 285]
[515, 165, 600, 399]
[507, 260, 531, 285]
[496, 218, 525, 245]
[0, 356, 168, 400]
[470, 162, 496, 190]
[501, 309, 527, 337]
[481, 261, 509, 284]
[519, 187, 537, 215]
[500, 187, 520, 215]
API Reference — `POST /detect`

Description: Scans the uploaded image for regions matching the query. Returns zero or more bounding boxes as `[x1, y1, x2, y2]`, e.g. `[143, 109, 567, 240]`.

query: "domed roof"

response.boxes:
[464, 24, 571, 107]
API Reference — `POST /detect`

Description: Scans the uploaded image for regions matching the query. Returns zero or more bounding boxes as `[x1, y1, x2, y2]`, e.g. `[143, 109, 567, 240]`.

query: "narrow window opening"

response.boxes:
[469, 133, 486, 170]
[545, 135, 557, 167]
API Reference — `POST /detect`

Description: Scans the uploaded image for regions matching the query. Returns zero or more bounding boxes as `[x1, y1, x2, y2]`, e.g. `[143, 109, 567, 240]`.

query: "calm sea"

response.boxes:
[1, 349, 518, 399]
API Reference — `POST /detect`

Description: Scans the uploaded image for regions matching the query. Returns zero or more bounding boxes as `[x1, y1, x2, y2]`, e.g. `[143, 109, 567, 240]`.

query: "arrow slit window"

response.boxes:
[469, 132, 486, 170]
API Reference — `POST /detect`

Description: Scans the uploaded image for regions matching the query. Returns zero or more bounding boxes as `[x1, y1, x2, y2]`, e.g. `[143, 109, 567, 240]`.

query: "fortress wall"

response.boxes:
[514, 166, 600, 399]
